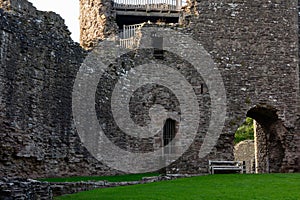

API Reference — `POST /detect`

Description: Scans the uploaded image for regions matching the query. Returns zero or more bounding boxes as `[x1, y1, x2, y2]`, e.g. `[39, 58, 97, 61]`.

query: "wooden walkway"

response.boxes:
[113, 0, 182, 12]
[114, 0, 183, 48]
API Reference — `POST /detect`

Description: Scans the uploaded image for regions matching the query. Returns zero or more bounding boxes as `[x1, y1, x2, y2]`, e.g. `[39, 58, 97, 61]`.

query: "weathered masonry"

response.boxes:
[0, 0, 299, 178]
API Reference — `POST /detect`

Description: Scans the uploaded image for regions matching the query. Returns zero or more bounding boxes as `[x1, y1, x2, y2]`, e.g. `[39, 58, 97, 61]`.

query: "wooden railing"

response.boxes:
[119, 23, 145, 49]
[113, 0, 182, 11]
[121, 23, 144, 39]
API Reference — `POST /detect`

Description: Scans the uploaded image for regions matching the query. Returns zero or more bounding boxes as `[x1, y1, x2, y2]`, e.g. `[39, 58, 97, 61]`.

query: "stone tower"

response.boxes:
[79, 0, 118, 49]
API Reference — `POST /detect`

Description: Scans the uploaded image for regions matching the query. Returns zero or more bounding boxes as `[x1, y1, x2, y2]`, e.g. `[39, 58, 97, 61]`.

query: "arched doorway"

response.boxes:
[247, 106, 286, 173]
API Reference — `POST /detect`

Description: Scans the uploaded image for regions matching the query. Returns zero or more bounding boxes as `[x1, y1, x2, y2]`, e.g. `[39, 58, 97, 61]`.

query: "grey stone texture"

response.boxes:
[234, 140, 255, 173]
[187, 0, 300, 173]
[0, 0, 118, 178]
[0, 178, 52, 200]
[50, 174, 193, 197]
[0, 0, 299, 180]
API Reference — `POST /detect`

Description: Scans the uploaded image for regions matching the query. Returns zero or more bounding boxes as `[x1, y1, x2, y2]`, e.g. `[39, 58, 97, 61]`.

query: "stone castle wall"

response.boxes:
[0, 0, 37, 15]
[0, 178, 52, 200]
[0, 0, 119, 178]
[0, 0, 299, 179]
[79, 0, 118, 49]
[188, 0, 299, 172]
[77, 0, 300, 174]
[234, 140, 255, 173]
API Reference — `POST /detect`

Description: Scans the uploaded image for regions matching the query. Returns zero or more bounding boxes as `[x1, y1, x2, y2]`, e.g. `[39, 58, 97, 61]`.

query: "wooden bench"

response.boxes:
[208, 160, 245, 174]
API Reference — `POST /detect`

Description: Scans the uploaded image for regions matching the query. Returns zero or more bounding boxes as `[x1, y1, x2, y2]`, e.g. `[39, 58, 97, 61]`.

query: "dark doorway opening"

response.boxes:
[116, 15, 179, 30]
[163, 118, 176, 147]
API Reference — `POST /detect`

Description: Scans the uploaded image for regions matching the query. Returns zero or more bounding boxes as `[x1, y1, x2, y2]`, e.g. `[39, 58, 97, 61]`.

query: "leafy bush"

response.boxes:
[234, 117, 254, 144]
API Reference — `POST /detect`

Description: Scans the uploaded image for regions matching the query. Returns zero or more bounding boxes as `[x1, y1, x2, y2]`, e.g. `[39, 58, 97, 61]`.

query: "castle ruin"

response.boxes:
[0, 0, 299, 179]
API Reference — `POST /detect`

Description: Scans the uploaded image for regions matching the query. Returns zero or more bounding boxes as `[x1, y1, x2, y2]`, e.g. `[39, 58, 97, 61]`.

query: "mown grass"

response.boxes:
[55, 173, 300, 200]
[39, 172, 159, 183]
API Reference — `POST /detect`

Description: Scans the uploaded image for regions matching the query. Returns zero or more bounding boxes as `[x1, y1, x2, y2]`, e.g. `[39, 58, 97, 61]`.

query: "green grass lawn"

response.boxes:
[39, 172, 159, 183]
[55, 173, 300, 200]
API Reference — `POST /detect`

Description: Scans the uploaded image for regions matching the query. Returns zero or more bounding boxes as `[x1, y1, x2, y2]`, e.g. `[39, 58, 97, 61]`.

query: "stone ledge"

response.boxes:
[50, 174, 201, 197]
[0, 178, 53, 200]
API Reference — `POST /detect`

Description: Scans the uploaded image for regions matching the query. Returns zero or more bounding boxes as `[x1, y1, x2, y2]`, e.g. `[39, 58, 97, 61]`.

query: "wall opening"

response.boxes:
[234, 117, 254, 145]
[116, 15, 179, 30]
[163, 118, 176, 154]
[234, 106, 287, 173]
[234, 117, 255, 173]
[247, 106, 285, 173]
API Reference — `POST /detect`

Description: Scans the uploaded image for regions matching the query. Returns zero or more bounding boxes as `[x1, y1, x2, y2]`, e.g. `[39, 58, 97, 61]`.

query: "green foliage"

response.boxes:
[234, 117, 254, 144]
[39, 172, 159, 183]
[55, 173, 300, 200]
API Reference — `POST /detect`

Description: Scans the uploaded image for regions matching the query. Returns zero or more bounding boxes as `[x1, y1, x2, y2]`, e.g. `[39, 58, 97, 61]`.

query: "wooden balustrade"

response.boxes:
[113, 0, 181, 11]
[119, 23, 145, 49]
